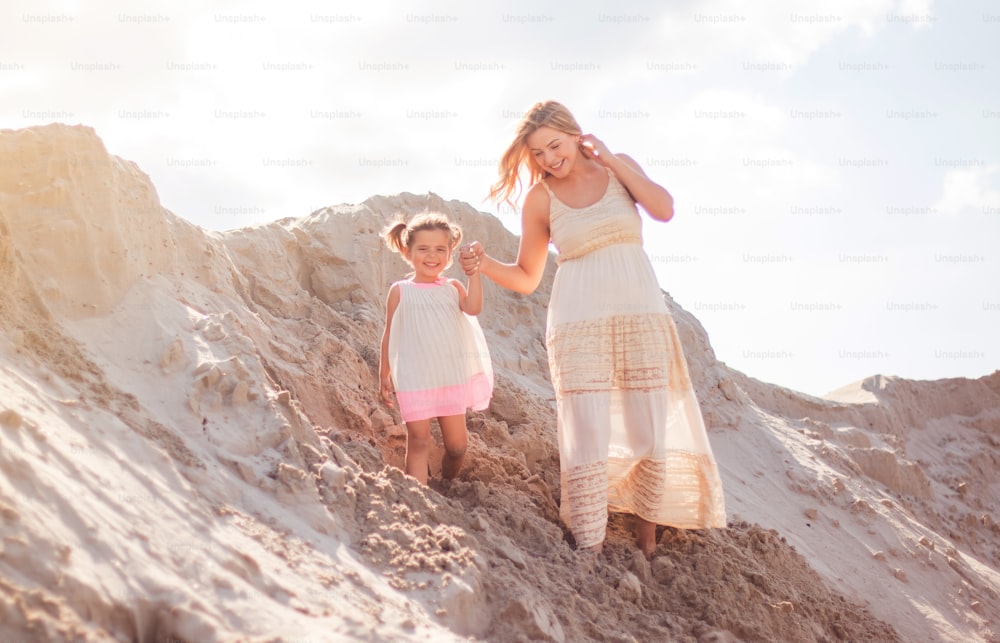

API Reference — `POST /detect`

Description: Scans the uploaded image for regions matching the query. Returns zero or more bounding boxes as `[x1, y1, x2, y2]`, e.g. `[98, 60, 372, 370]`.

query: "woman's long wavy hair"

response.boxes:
[488, 100, 582, 211]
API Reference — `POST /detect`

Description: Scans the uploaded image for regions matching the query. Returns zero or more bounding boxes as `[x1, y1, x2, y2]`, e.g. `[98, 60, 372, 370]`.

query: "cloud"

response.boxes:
[933, 164, 1000, 215]
[637, 0, 936, 71]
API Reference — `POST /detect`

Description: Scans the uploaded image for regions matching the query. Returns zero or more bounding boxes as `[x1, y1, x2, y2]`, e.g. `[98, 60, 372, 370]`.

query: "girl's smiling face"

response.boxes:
[405, 228, 453, 282]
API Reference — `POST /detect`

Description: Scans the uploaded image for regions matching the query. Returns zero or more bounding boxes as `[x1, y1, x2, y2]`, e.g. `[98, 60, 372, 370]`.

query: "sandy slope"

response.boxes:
[0, 123, 996, 642]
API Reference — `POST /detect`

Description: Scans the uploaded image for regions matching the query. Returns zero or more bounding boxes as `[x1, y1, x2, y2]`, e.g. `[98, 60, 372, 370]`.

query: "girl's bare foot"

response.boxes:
[635, 517, 656, 560]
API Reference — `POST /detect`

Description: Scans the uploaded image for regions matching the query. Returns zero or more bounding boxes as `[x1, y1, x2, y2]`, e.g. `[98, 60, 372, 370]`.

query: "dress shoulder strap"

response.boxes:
[604, 166, 633, 201]
[392, 279, 414, 297]
[603, 165, 621, 189]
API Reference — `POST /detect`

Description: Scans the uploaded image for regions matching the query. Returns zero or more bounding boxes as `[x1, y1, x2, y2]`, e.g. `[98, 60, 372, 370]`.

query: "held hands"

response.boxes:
[459, 242, 484, 276]
[578, 133, 612, 167]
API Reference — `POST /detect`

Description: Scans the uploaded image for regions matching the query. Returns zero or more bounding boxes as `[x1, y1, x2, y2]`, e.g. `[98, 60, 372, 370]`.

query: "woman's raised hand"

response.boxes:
[459, 242, 484, 276]
[578, 133, 612, 166]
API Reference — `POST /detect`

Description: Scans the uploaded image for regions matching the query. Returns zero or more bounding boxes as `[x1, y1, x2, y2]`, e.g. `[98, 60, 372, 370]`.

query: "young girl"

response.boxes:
[379, 212, 493, 485]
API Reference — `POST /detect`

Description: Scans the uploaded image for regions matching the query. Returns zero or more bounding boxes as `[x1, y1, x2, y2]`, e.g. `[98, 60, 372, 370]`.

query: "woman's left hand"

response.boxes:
[578, 134, 612, 166]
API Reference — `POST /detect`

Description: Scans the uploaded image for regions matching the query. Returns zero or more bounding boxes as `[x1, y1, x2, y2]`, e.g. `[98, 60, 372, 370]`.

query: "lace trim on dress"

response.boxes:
[609, 453, 726, 528]
[561, 461, 609, 549]
[542, 170, 643, 263]
[545, 313, 693, 395]
[563, 452, 726, 547]
[556, 231, 642, 264]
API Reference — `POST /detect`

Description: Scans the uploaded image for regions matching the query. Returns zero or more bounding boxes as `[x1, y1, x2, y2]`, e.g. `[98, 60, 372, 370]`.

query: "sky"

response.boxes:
[2, 0, 998, 397]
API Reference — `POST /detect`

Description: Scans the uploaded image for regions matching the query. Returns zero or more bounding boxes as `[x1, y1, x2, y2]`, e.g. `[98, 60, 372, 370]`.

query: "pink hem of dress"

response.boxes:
[396, 372, 492, 422]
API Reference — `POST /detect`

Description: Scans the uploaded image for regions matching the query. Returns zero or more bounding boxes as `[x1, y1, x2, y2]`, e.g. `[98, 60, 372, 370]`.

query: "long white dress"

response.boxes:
[388, 277, 493, 423]
[542, 169, 726, 548]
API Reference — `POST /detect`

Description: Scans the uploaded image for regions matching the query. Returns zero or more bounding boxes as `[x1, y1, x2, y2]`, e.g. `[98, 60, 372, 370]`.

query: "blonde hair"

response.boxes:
[382, 212, 463, 267]
[489, 100, 583, 210]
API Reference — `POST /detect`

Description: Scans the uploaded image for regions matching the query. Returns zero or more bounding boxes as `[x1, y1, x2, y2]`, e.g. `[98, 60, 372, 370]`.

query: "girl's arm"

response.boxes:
[452, 269, 483, 316]
[580, 134, 674, 222]
[379, 283, 401, 407]
[465, 183, 551, 295]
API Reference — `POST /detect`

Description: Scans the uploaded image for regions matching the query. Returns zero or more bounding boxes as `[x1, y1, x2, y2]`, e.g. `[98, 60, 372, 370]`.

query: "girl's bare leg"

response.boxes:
[404, 419, 432, 484]
[437, 414, 468, 480]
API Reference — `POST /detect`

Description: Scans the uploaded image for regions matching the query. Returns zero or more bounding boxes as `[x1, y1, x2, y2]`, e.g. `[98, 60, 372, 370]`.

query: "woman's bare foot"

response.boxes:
[635, 517, 657, 560]
[576, 543, 602, 573]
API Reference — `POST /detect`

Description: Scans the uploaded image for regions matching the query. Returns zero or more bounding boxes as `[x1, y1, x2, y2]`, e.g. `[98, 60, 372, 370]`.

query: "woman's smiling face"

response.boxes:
[526, 126, 579, 178]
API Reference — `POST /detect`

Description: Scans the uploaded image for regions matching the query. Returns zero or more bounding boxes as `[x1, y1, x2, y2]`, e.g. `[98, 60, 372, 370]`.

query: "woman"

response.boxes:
[460, 101, 726, 558]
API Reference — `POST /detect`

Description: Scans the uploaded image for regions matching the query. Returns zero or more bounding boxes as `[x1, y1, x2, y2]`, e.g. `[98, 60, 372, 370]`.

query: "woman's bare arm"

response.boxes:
[580, 134, 674, 222]
[473, 184, 552, 295]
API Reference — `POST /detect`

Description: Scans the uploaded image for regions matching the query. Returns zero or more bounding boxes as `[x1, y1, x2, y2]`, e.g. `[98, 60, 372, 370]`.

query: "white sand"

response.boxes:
[0, 123, 996, 642]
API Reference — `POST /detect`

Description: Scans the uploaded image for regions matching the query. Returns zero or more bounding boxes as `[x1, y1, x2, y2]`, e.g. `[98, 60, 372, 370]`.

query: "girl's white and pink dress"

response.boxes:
[387, 277, 493, 422]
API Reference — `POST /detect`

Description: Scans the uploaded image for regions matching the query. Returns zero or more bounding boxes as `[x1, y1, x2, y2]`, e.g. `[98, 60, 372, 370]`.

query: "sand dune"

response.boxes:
[0, 123, 996, 641]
